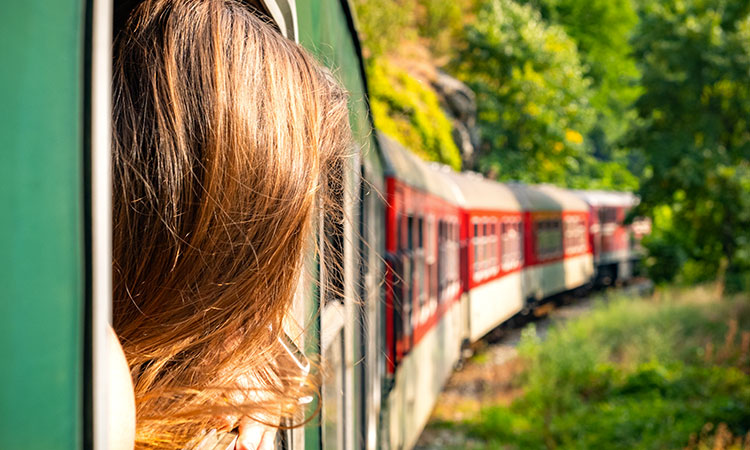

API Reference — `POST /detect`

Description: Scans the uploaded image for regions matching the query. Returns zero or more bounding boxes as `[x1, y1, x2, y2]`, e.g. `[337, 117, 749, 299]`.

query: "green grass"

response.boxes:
[461, 286, 750, 449]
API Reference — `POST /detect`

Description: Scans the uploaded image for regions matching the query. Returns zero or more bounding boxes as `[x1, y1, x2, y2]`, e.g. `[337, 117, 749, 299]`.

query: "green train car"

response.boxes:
[0, 0, 386, 449]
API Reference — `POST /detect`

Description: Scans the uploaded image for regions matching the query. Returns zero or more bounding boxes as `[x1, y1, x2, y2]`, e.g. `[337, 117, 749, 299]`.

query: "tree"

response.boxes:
[525, 0, 641, 158]
[631, 0, 750, 289]
[453, 0, 598, 186]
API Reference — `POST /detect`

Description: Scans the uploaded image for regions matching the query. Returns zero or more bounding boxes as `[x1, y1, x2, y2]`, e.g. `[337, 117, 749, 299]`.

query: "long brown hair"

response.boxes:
[112, 0, 351, 447]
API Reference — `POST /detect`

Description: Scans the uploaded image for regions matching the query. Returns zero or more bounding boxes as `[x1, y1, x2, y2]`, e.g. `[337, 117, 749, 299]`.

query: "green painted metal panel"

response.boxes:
[297, 0, 370, 149]
[296, 0, 383, 184]
[297, 3, 371, 448]
[0, 1, 85, 449]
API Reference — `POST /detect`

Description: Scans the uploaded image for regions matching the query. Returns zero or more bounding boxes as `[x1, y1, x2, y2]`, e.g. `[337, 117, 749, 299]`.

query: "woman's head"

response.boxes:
[112, 0, 350, 447]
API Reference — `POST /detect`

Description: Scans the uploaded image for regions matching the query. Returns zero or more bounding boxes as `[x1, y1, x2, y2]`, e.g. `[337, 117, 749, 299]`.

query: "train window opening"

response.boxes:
[426, 215, 436, 265]
[487, 222, 493, 274]
[396, 214, 403, 251]
[407, 216, 414, 250]
[599, 207, 617, 225]
[391, 212, 405, 354]
[405, 215, 414, 333]
[552, 219, 563, 258]
[417, 217, 424, 250]
[518, 222, 524, 266]
[501, 221, 510, 271]
[564, 215, 587, 255]
[450, 221, 456, 287]
[445, 221, 452, 289]
[535, 218, 563, 261]
[452, 221, 458, 286]
[482, 220, 486, 276]
[427, 215, 438, 310]
[416, 216, 425, 310]
[500, 222, 507, 269]
[323, 160, 345, 306]
[500, 219, 522, 271]
[437, 220, 445, 301]
[490, 222, 498, 274]
[473, 222, 479, 277]
[402, 213, 408, 251]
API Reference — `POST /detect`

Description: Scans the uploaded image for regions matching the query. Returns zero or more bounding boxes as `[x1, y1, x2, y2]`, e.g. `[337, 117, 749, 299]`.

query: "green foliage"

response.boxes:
[641, 205, 687, 284]
[353, 0, 473, 169]
[631, 1, 750, 289]
[416, 1, 462, 56]
[368, 59, 463, 170]
[353, 0, 417, 58]
[465, 292, 750, 449]
[524, 0, 642, 157]
[584, 156, 640, 191]
[453, 0, 603, 187]
[354, 0, 475, 59]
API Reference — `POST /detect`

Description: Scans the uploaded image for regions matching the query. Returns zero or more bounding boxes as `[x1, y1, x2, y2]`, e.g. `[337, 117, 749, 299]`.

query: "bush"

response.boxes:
[452, 0, 602, 186]
[368, 59, 463, 170]
[464, 290, 750, 449]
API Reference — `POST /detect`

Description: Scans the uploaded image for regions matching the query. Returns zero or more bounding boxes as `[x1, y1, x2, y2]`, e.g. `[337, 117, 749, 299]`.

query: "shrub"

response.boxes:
[464, 290, 750, 450]
[368, 59, 463, 170]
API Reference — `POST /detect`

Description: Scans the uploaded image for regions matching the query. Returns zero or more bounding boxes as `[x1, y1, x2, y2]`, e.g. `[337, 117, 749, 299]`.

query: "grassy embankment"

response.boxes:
[430, 286, 750, 449]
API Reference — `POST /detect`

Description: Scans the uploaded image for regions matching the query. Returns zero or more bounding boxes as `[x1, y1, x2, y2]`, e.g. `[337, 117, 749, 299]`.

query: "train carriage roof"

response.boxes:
[572, 190, 639, 208]
[509, 184, 590, 212]
[378, 132, 463, 204]
[439, 170, 522, 212]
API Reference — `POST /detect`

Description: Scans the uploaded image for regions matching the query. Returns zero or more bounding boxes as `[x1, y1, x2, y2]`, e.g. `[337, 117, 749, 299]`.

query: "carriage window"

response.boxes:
[416, 217, 425, 307]
[482, 222, 489, 273]
[457, 221, 462, 281]
[426, 216, 436, 264]
[599, 207, 617, 225]
[417, 217, 424, 249]
[505, 223, 511, 268]
[479, 224, 487, 275]
[323, 160, 345, 306]
[501, 219, 522, 271]
[407, 216, 414, 250]
[536, 218, 563, 260]
[518, 222, 525, 266]
[536, 221, 544, 258]
[404, 215, 414, 330]
[426, 217, 431, 262]
[490, 222, 497, 272]
[564, 215, 587, 254]
[396, 214, 402, 251]
[473, 222, 479, 276]
[437, 220, 444, 299]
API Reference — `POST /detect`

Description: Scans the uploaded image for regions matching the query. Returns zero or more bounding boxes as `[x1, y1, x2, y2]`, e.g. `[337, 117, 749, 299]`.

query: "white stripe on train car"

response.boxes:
[387, 299, 464, 450]
[522, 253, 594, 300]
[468, 271, 524, 342]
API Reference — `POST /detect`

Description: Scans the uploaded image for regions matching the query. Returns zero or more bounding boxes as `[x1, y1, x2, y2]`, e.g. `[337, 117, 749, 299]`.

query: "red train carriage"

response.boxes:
[573, 190, 642, 284]
[440, 170, 526, 342]
[510, 184, 595, 304]
[379, 133, 465, 450]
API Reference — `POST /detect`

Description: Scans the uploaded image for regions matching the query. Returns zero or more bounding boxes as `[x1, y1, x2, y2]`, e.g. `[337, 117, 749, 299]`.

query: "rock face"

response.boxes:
[431, 70, 480, 169]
